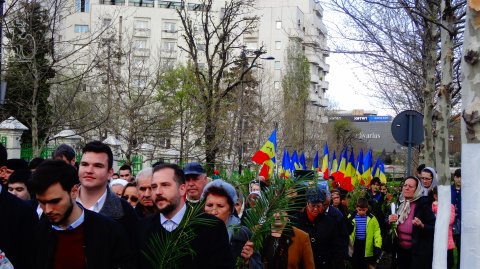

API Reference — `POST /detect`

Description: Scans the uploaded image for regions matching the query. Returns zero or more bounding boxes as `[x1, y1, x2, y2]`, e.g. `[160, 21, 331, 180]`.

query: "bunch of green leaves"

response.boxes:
[222, 168, 257, 198]
[346, 182, 367, 212]
[142, 202, 216, 269]
[241, 175, 307, 253]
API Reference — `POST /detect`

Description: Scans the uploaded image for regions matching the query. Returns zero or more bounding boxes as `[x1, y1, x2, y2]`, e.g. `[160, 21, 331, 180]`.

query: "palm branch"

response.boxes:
[142, 202, 216, 269]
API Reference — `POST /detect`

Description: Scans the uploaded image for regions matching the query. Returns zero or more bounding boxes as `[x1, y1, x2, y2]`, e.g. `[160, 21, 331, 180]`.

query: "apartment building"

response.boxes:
[60, 0, 330, 163]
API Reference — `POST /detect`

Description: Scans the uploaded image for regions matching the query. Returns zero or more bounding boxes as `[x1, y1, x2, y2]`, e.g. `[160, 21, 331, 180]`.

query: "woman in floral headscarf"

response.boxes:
[388, 176, 436, 269]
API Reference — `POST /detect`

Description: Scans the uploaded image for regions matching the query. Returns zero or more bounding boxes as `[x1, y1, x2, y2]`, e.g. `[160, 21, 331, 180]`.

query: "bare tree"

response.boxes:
[176, 0, 266, 171]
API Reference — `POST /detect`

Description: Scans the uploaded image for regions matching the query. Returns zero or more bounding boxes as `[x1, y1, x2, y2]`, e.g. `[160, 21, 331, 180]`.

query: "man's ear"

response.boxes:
[0, 166, 7, 185]
[70, 184, 80, 199]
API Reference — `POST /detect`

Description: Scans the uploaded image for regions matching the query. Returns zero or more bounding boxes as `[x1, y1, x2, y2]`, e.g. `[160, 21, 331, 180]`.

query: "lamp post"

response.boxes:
[237, 47, 274, 174]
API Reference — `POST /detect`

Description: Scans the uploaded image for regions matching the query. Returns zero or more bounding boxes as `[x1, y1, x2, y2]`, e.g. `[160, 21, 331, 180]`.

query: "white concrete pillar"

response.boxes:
[0, 117, 28, 159]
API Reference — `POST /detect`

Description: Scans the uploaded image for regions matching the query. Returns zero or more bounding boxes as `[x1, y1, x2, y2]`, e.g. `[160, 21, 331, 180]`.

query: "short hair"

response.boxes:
[454, 169, 461, 178]
[370, 177, 381, 185]
[6, 159, 28, 170]
[417, 164, 426, 174]
[28, 157, 45, 170]
[153, 163, 185, 185]
[136, 167, 153, 181]
[119, 164, 132, 173]
[30, 160, 79, 194]
[356, 197, 369, 208]
[8, 169, 31, 186]
[82, 141, 113, 169]
[53, 144, 76, 162]
[0, 143, 7, 167]
[203, 185, 235, 212]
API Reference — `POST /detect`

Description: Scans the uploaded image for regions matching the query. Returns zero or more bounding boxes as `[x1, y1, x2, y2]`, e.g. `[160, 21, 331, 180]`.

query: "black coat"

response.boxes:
[34, 209, 136, 269]
[0, 186, 38, 269]
[138, 205, 234, 269]
[404, 196, 436, 269]
[294, 209, 345, 269]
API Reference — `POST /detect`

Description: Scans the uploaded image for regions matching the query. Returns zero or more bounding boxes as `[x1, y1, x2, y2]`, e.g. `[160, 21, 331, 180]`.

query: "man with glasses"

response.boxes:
[183, 162, 208, 204]
[294, 187, 345, 269]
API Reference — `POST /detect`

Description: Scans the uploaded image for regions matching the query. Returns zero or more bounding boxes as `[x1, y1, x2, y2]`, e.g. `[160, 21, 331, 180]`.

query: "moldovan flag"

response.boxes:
[251, 129, 277, 178]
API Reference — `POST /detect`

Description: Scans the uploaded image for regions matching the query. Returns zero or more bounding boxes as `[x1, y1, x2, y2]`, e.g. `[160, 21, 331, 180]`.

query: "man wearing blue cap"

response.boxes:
[183, 162, 208, 204]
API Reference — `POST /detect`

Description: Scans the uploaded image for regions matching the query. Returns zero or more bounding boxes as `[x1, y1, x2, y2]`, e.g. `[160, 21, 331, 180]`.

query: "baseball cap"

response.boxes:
[183, 162, 205, 175]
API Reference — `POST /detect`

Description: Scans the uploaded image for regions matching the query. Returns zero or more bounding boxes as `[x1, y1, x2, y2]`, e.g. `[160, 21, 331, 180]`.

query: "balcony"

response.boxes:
[161, 30, 178, 39]
[128, 0, 154, 7]
[134, 28, 151, 37]
[133, 48, 150, 57]
[320, 80, 329, 90]
[244, 30, 259, 39]
[288, 28, 304, 41]
[100, 0, 125, 5]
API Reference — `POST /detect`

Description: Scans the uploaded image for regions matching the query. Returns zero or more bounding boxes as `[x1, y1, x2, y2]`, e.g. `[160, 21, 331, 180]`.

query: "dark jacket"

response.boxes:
[394, 196, 436, 269]
[293, 209, 345, 269]
[34, 208, 136, 269]
[138, 206, 234, 269]
[99, 187, 139, 245]
[230, 225, 263, 269]
[0, 186, 38, 269]
[134, 202, 158, 219]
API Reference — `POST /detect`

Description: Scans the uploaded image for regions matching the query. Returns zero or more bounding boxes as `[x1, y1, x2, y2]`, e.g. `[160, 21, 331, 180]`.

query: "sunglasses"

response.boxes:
[122, 195, 138, 202]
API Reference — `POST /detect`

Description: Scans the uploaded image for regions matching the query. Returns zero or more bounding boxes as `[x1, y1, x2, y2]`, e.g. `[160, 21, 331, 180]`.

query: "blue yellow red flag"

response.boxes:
[322, 144, 329, 179]
[331, 151, 338, 174]
[379, 160, 387, 184]
[291, 150, 301, 170]
[299, 152, 307, 170]
[251, 129, 277, 165]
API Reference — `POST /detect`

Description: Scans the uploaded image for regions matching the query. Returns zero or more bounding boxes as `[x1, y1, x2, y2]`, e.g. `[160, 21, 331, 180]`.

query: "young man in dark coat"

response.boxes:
[77, 141, 138, 244]
[31, 160, 135, 268]
[138, 163, 233, 269]
[0, 143, 38, 269]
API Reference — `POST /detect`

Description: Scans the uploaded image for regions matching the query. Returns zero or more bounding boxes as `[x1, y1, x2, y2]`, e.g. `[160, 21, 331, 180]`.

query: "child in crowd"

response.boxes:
[349, 197, 382, 269]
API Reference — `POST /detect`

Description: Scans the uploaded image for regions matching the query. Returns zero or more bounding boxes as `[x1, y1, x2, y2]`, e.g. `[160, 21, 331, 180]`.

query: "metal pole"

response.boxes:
[407, 113, 413, 176]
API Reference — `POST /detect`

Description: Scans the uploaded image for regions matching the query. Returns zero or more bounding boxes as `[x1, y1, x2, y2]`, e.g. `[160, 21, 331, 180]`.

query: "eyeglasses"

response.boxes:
[122, 195, 138, 202]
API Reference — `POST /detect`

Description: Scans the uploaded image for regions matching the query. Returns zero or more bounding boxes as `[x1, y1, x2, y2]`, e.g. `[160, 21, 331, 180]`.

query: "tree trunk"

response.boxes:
[422, 15, 437, 167]
[204, 101, 217, 173]
[460, 2, 480, 268]
[433, 1, 455, 267]
[31, 61, 40, 157]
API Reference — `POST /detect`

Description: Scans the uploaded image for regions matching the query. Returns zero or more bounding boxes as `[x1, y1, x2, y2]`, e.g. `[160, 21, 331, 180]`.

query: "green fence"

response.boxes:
[20, 143, 58, 162]
[118, 155, 144, 175]
[0, 136, 6, 146]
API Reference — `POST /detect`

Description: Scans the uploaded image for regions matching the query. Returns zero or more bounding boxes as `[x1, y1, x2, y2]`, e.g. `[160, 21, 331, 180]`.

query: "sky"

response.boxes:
[321, 3, 395, 117]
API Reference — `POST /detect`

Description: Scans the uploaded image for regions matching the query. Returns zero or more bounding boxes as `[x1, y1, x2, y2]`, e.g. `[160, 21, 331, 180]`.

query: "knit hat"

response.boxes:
[306, 187, 326, 204]
[202, 179, 238, 213]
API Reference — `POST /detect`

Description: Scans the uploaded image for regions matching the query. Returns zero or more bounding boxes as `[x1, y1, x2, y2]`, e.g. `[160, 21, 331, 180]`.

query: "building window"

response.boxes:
[74, 24, 89, 33]
[132, 57, 146, 69]
[276, 21, 282, 29]
[103, 18, 112, 28]
[245, 42, 257, 50]
[163, 22, 176, 33]
[133, 39, 147, 49]
[197, 44, 206, 51]
[162, 41, 176, 51]
[275, 41, 282, 50]
[75, 0, 90, 12]
[134, 19, 149, 29]
[274, 61, 281, 70]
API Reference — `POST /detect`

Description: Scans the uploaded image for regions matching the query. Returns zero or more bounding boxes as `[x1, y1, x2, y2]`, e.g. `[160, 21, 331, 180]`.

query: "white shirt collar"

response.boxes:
[76, 188, 108, 213]
[160, 203, 187, 231]
[52, 208, 85, 231]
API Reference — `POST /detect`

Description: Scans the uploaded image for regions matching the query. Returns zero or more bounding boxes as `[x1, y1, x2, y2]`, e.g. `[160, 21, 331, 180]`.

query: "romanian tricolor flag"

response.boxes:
[280, 149, 291, 178]
[356, 149, 365, 185]
[362, 149, 373, 184]
[321, 144, 329, 179]
[251, 129, 277, 178]
[372, 156, 381, 180]
[379, 161, 387, 184]
[331, 151, 338, 174]
[332, 147, 347, 188]
[291, 150, 301, 170]
[342, 149, 356, 191]
[299, 152, 307, 170]
[312, 151, 319, 171]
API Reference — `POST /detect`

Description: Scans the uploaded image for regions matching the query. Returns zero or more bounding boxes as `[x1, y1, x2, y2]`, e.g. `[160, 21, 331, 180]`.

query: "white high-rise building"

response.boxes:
[59, 0, 330, 162]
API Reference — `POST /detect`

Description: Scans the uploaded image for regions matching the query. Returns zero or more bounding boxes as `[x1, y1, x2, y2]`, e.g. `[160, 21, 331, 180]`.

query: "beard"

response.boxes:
[156, 195, 181, 216]
[50, 199, 74, 226]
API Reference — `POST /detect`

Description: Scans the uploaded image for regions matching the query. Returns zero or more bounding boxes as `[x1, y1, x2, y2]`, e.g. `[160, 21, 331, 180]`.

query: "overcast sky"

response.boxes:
[322, 3, 395, 116]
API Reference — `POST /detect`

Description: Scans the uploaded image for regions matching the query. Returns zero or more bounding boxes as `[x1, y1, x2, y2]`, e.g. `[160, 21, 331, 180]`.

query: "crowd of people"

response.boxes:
[0, 141, 462, 269]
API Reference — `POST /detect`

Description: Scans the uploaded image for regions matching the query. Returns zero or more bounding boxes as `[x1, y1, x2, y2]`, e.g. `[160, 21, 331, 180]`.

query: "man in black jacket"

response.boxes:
[31, 160, 135, 268]
[0, 143, 37, 269]
[139, 163, 233, 269]
[294, 188, 345, 269]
